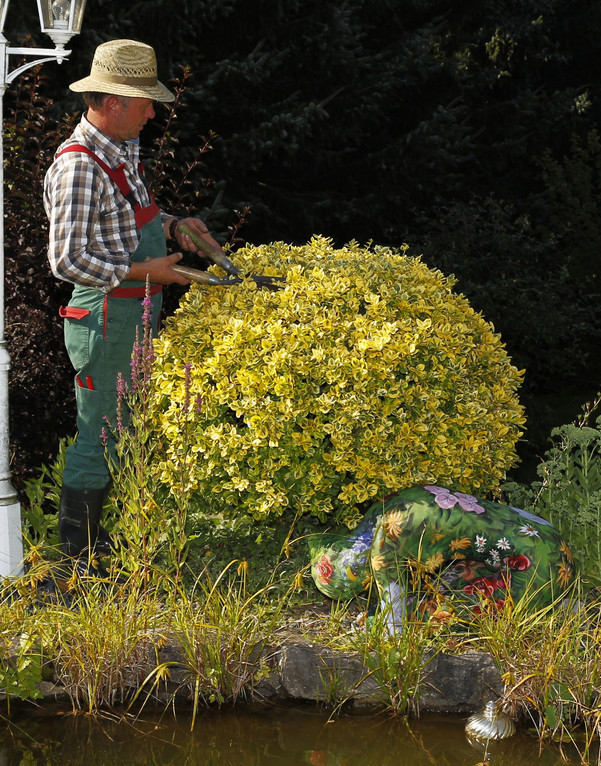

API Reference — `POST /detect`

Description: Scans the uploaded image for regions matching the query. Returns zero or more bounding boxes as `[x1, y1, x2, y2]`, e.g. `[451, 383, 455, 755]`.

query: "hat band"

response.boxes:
[95, 72, 158, 87]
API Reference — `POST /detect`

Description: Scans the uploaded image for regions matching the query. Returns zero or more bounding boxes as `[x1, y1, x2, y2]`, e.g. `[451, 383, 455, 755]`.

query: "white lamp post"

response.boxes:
[0, 0, 86, 577]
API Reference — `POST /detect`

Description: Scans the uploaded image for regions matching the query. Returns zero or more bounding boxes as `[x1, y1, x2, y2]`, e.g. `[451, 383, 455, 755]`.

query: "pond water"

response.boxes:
[0, 704, 592, 766]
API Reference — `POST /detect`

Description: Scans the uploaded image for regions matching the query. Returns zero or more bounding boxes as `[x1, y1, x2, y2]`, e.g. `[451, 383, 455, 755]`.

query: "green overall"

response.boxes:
[59, 152, 165, 491]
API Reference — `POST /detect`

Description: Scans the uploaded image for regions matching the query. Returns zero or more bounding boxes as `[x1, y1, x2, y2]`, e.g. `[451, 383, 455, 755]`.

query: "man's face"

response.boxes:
[112, 97, 155, 141]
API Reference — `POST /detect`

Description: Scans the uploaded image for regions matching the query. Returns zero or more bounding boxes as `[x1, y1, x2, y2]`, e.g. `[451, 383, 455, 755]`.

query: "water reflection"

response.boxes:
[0, 704, 588, 766]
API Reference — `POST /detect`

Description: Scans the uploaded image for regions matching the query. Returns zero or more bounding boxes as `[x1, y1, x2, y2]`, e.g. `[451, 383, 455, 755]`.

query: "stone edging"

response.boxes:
[35, 641, 503, 713]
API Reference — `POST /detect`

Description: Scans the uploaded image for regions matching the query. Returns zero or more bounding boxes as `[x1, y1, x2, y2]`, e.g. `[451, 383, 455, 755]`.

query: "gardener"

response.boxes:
[44, 39, 221, 572]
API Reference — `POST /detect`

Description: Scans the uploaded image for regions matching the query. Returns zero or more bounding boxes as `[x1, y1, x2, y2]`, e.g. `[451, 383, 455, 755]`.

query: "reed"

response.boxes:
[0, 555, 292, 720]
[457, 578, 601, 761]
[348, 613, 433, 716]
[3, 547, 601, 766]
[161, 562, 290, 728]
[319, 571, 439, 716]
[34, 573, 167, 714]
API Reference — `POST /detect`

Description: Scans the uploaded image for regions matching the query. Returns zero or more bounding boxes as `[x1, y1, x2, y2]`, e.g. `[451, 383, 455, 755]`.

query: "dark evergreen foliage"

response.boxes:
[3, 0, 601, 486]
[2, 73, 75, 488]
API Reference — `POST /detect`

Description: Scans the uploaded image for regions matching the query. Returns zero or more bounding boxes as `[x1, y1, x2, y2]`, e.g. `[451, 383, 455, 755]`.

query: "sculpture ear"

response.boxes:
[307, 530, 349, 561]
[308, 531, 370, 600]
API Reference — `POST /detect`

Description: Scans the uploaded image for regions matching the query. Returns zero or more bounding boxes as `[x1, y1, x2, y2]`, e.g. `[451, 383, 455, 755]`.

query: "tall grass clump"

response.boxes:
[160, 563, 291, 727]
[313, 568, 441, 716]
[37, 576, 167, 713]
[458, 579, 601, 760]
[346, 614, 434, 716]
[0, 581, 46, 710]
[0, 558, 294, 717]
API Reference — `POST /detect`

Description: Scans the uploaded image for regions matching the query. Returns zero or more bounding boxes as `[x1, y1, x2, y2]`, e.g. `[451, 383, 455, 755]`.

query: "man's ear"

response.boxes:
[104, 95, 121, 113]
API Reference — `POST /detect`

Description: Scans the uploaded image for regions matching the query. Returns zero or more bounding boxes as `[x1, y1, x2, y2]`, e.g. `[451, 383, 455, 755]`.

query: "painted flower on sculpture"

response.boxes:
[339, 549, 365, 567]
[339, 550, 367, 581]
[315, 555, 334, 585]
[424, 485, 458, 509]
[425, 552, 445, 572]
[493, 574, 509, 590]
[504, 554, 531, 571]
[450, 536, 472, 552]
[557, 561, 573, 588]
[496, 537, 511, 551]
[464, 576, 497, 598]
[350, 528, 374, 554]
[349, 517, 376, 552]
[475, 534, 487, 553]
[454, 492, 486, 514]
[384, 509, 404, 540]
[452, 559, 482, 581]
[418, 599, 453, 623]
[560, 540, 574, 564]
[518, 523, 540, 538]
[424, 486, 485, 514]
[371, 554, 387, 572]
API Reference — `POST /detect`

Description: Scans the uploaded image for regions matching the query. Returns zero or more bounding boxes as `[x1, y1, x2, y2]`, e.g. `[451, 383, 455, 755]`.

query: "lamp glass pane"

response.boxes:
[37, 0, 86, 33]
[36, 0, 54, 31]
[70, 0, 87, 33]
[0, 1, 10, 35]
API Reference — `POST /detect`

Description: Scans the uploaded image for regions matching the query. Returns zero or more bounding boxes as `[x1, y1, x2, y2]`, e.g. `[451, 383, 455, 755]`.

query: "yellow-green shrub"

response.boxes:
[149, 237, 525, 527]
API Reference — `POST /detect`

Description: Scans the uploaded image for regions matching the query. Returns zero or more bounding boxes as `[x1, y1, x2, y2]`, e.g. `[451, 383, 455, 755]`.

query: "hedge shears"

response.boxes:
[173, 223, 284, 291]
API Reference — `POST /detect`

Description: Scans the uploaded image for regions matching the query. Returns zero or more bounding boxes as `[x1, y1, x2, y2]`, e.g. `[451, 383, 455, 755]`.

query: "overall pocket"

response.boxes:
[60, 305, 91, 372]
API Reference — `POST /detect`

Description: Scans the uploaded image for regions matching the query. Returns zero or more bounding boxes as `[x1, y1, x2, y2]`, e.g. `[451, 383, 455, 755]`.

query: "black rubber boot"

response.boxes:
[58, 485, 108, 574]
[95, 525, 114, 556]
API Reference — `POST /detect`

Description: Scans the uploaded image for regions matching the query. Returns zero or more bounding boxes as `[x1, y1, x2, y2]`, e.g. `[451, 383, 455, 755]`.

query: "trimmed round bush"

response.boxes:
[149, 237, 525, 527]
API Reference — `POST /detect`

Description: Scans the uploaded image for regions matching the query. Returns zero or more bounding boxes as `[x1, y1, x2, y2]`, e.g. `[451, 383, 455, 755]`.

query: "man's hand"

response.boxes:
[127, 253, 190, 285]
[173, 216, 224, 257]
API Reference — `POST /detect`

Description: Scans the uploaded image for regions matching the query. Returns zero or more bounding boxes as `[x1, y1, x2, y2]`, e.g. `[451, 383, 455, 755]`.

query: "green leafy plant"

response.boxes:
[148, 237, 525, 528]
[503, 397, 601, 587]
[0, 599, 44, 709]
[20, 437, 70, 552]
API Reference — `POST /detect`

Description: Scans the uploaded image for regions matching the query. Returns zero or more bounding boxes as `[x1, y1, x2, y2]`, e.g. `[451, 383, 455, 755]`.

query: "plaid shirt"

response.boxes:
[44, 114, 166, 293]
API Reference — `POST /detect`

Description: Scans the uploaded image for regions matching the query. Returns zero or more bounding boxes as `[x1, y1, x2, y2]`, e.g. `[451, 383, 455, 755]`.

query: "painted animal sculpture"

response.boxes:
[309, 485, 575, 631]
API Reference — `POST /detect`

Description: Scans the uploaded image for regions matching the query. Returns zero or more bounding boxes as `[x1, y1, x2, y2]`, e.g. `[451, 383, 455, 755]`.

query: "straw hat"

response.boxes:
[69, 39, 174, 102]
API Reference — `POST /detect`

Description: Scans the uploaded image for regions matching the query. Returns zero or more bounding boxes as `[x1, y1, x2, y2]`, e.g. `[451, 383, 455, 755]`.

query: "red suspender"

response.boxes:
[57, 143, 163, 339]
[56, 144, 160, 228]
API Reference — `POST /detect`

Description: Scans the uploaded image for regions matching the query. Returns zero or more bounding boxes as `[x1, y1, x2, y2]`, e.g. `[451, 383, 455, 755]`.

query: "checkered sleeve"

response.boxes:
[44, 153, 139, 293]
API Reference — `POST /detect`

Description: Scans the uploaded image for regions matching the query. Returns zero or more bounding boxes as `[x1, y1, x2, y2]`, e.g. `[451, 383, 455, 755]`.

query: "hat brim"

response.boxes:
[69, 75, 175, 103]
